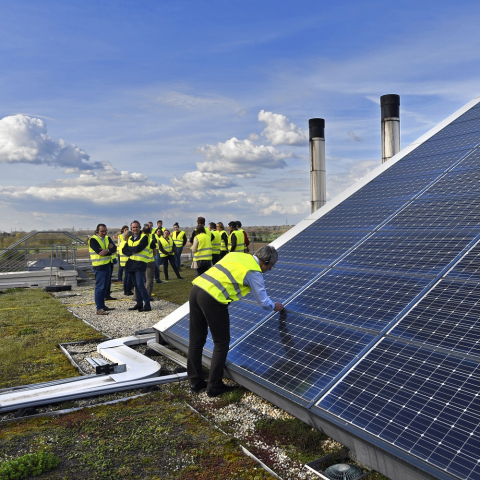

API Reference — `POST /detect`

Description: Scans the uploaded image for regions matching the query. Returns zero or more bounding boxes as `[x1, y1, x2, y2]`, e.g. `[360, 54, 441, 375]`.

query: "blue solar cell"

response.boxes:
[382, 198, 480, 231]
[165, 313, 190, 345]
[381, 151, 469, 177]
[391, 279, 480, 357]
[410, 131, 480, 157]
[318, 338, 480, 480]
[429, 116, 480, 140]
[419, 168, 480, 200]
[277, 231, 368, 267]
[286, 268, 430, 331]
[451, 105, 480, 123]
[242, 262, 325, 304]
[228, 312, 375, 402]
[447, 241, 480, 281]
[342, 174, 438, 205]
[337, 230, 475, 276]
[452, 147, 480, 171]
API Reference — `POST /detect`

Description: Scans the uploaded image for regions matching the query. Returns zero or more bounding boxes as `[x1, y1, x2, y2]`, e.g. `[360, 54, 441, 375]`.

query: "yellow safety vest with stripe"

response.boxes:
[193, 232, 212, 262]
[210, 230, 221, 255]
[146, 233, 155, 263]
[193, 253, 262, 304]
[219, 230, 228, 251]
[159, 236, 174, 258]
[127, 234, 149, 263]
[228, 230, 245, 252]
[172, 230, 185, 248]
[88, 235, 112, 267]
[118, 235, 128, 267]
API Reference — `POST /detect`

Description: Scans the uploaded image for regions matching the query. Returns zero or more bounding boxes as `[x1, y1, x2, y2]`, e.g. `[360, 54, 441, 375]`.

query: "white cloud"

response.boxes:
[171, 171, 239, 189]
[258, 110, 308, 146]
[0, 115, 102, 170]
[327, 159, 378, 200]
[196, 137, 289, 176]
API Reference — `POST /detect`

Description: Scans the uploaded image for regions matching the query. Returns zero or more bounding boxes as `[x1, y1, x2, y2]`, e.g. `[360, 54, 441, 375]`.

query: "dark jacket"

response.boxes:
[89, 236, 116, 271]
[123, 234, 152, 272]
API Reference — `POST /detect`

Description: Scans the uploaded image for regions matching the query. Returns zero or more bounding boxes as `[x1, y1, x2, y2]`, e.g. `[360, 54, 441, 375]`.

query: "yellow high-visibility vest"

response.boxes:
[228, 230, 245, 252]
[127, 234, 149, 263]
[159, 236, 174, 258]
[118, 235, 129, 267]
[219, 230, 228, 252]
[88, 235, 112, 267]
[193, 253, 261, 304]
[193, 232, 212, 262]
[172, 230, 185, 248]
[210, 230, 221, 254]
[145, 234, 155, 263]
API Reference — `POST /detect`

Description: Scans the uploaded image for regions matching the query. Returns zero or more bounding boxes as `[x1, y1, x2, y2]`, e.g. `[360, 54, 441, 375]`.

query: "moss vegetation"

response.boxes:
[0, 288, 102, 389]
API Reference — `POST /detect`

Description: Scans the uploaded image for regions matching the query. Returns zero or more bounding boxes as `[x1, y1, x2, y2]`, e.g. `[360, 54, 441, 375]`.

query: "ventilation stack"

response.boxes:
[309, 118, 326, 213]
[381, 94, 400, 163]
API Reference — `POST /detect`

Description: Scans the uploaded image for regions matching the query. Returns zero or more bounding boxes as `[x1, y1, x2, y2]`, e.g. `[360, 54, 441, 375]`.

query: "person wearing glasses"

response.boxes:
[187, 245, 284, 398]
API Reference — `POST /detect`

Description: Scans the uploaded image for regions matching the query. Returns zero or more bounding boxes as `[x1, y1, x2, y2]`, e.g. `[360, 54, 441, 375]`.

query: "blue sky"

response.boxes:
[1, 0, 480, 232]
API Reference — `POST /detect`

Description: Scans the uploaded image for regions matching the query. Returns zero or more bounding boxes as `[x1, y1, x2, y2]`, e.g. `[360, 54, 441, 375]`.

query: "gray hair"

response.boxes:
[255, 245, 278, 266]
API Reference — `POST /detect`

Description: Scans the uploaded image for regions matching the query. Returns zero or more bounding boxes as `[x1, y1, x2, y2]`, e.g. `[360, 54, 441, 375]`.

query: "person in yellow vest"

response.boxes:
[154, 226, 165, 284]
[227, 221, 245, 252]
[116, 225, 129, 283]
[191, 224, 212, 276]
[122, 220, 152, 312]
[143, 224, 157, 300]
[209, 222, 222, 265]
[235, 220, 250, 253]
[172, 222, 187, 270]
[119, 229, 134, 296]
[88, 223, 117, 315]
[158, 229, 184, 280]
[216, 222, 228, 260]
[188, 245, 284, 397]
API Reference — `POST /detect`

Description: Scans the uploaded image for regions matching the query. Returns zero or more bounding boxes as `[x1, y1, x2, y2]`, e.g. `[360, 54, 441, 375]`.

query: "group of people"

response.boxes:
[88, 215, 283, 398]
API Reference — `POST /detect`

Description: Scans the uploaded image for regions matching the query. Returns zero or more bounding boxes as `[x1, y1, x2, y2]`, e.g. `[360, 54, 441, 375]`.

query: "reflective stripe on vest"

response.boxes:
[219, 230, 228, 251]
[159, 236, 174, 257]
[127, 234, 149, 263]
[193, 233, 212, 261]
[88, 235, 112, 267]
[172, 230, 185, 248]
[192, 253, 261, 304]
[228, 230, 245, 251]
[210, 230, 221, 254]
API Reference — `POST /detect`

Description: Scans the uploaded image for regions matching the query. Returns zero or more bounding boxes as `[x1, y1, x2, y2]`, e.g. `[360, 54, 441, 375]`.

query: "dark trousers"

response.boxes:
[187, 285, 230, 390]
[123, 270, 133, 294]
[196, 260, 212, 277]
[175, 247, 183, 268]
[162, 255, 181, 279]
[212, 253, 220, 265]
[219, 250, 228, 260]
[117, 256, 124, 282]
[93, 268, 109, 311]
[105, 262, 113, 297]
[154, 253, 161, 282]
[130, 270, 150, 308]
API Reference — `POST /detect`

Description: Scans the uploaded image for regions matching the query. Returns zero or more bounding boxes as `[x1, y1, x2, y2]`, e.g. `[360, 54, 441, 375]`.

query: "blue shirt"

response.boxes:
[243, 256, 275, 311]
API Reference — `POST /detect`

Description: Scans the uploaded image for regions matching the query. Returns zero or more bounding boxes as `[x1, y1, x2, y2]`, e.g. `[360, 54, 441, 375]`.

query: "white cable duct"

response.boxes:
[0, 335, 186, 414]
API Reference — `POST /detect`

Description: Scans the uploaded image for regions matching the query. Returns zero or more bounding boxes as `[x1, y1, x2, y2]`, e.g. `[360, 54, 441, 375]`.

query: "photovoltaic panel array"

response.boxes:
[158, 98, 480, 479]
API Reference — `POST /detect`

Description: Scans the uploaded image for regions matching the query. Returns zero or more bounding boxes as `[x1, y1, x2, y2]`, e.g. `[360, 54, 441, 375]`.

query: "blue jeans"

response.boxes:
[117, 256, 124, 282]
[131, 270, 150, 308]
[94, 268, 110, 311]
[175, 247, 183, 269]
[154, 253, 161, 282]
[123, 271, 133, 294]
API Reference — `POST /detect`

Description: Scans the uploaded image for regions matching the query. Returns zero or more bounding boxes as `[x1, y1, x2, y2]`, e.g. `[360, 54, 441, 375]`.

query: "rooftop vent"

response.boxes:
[323, 463, 363, 480]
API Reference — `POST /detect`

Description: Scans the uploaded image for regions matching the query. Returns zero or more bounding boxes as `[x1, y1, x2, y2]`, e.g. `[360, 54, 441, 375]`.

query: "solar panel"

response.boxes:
[155, 97, 480, 480]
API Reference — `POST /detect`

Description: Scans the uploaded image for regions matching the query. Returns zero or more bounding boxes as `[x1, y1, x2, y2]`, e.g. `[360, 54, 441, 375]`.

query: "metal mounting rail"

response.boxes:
[0, 334, 187, 414]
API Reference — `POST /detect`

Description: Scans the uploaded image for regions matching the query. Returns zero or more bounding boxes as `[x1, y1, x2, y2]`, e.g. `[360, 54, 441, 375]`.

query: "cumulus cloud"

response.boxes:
[0, 115, 102, 170]
[171, 171, 239, 189]
[258, 110, 308, 146]
[196, 137, 289, 176]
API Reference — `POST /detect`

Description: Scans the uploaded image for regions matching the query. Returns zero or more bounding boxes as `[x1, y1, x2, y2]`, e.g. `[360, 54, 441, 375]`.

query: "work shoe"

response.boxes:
[177, 276, 184, 280]
[96, 309, 109, 315]
[124, 291, 134, 296]
[206, 384, 236, 397]
[105, 296, 116, 301]
[128, 305, 142, 311]
[103, 306, 115, 311]
[141, 306, 152, 312]
[155, 279, 163, 284]
[190, 380, 208, 393]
